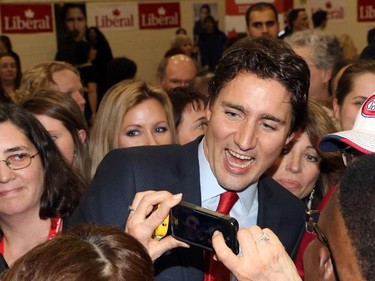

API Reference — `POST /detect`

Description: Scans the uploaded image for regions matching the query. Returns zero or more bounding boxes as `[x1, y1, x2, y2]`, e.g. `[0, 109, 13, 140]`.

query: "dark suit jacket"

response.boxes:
[69, 137, 306, 281]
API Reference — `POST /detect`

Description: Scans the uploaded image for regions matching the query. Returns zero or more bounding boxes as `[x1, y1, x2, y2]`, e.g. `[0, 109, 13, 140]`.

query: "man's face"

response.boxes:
[65, 7, 86, 41]
[247, 9, 279, 39]
[52, 69, 86, 112]
[177, 101, 208, 145]
[303, 188, 365, 281]
[161, 55, 197, 91]
[292, 46, 330, 102]
[203, 72, 293, 191]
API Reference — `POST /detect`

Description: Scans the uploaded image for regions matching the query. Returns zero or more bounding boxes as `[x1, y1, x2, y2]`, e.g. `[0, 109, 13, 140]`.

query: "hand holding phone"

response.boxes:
[169, 201, 239, 254]
[125, 191, 189, 261]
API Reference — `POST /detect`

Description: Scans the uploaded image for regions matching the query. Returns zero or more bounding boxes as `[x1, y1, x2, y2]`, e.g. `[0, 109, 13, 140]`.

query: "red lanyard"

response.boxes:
[0, 217, 62, 255]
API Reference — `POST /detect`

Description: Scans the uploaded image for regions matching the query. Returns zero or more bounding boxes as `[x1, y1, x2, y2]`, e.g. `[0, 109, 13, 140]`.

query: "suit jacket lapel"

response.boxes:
[257, 175, 281, 231]
[161, 137, 204, 280]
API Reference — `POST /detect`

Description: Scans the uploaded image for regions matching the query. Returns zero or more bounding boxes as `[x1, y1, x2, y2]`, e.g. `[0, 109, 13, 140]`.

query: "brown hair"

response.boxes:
[335, 60, 375, 105]
[21, 89, 92, 183]
[0, 103, 84, 218]
[1, 225, 153, 281]
[304, 100, 345, 197]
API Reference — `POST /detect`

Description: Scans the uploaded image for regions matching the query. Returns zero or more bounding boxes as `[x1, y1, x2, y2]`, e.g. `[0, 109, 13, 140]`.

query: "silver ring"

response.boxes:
[128, 206, 136, 212]
[255, 230, 270, 244]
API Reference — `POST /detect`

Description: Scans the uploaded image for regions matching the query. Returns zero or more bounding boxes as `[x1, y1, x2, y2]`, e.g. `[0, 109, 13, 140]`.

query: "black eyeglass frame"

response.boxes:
[305, 210, 340, 281]
[340, 146, 365, 167]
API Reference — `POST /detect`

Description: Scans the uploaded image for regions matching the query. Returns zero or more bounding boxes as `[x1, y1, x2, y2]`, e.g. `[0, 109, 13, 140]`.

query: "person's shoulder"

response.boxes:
[259, 174, 305, 209]
[104, 139, 200, 166]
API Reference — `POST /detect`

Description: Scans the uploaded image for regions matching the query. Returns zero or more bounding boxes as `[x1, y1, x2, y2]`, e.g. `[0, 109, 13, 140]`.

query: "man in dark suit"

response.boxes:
[69, 37, 310, 281]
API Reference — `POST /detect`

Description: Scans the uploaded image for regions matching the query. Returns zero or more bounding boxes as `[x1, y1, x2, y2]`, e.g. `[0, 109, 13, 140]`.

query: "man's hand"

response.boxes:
[125, 190, 189, 261]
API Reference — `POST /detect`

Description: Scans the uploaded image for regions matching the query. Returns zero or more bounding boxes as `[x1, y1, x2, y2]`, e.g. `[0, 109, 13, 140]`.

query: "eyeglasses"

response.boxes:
[340, 146, 364, 167]
[305, 210, 340, 280]
[0, 152, 39, 170]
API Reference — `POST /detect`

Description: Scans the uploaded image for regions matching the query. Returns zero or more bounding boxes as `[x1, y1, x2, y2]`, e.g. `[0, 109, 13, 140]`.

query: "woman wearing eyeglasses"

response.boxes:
[0, 103, 85, 273]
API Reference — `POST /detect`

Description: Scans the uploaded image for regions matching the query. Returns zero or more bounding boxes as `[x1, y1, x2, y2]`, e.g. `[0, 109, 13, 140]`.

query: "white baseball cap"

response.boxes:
[319, 93, 375, 154]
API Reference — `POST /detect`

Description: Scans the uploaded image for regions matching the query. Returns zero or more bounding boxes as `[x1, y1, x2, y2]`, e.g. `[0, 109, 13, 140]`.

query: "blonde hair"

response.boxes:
[15, 61, 80, 104]
[89, 80, 177, 177]
[338, 34, 358, 61]
[170, 34, 192, 50]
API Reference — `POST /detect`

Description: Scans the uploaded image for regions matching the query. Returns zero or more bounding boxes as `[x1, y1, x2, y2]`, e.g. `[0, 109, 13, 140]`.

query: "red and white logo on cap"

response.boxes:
[361, 93, 375, 118]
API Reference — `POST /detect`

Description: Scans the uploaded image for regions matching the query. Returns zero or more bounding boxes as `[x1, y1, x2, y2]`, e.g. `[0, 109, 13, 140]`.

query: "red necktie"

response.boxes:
[204, 191, 239, 281]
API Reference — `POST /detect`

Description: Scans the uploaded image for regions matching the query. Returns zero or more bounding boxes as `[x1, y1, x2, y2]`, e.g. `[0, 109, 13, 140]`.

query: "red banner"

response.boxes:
[225, 0, 292, 16]
[358, 0, 375, 22]
[138, 2, 180, 29]
[1, 4, 53, 34]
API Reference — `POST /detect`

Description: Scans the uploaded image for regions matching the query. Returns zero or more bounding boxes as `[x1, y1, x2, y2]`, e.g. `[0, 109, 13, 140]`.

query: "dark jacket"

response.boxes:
[69, 137, 306, 281]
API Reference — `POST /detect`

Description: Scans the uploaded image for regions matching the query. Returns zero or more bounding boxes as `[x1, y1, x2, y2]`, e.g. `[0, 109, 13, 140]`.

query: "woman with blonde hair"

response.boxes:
[90, 80, 177, 177]
[170, 34, 194, 57]
[338, 34, 358, 61]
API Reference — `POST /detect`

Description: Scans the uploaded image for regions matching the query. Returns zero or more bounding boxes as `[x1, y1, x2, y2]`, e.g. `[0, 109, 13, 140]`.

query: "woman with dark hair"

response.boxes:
[333, 60, 375, 130]
[267, 100, 345, 209]
[279, 8, 309, 39]
[198, 15, 227, 71]
[75, 41, 100, 124]
[0, 35, 21, 73]
[86, 26, 113, 82]
[193, 4, 211, 44]
[0, 53, 21, 102]
[0, 103, 85, 273]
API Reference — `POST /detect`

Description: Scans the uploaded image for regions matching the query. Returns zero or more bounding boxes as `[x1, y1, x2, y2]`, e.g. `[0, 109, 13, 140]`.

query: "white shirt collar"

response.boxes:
[198, 137, 258, 214]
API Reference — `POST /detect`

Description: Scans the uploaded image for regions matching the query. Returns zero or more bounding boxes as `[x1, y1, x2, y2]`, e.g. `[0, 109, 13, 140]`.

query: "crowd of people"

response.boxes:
[0, 2, 374, 281]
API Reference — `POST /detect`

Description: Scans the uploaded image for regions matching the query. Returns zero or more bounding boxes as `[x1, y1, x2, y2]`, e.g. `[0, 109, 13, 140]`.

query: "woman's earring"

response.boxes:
[307, 188, 315, 210]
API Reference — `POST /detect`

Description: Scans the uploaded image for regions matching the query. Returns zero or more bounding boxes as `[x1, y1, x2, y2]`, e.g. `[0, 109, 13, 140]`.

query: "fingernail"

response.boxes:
[173, 193, 182, 199]
[212, 230, 219, 237]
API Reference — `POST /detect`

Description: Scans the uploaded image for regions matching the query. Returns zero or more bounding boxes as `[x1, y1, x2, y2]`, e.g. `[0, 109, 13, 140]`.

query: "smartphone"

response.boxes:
[170, 201, 239, 254]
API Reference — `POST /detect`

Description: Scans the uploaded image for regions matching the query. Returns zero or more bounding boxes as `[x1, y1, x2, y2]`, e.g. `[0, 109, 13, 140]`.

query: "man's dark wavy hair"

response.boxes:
[208, 37, 309, 134]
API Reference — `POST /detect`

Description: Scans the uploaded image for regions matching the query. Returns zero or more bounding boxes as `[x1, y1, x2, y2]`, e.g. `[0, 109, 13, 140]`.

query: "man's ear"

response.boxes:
[318, 246, 336, 281]
[322, 67, 333, 83]
[285, 132, 294, 145]
[78, 129, 87, 144]
[206, 103, 212, 121]
[156, 76, 162, 88]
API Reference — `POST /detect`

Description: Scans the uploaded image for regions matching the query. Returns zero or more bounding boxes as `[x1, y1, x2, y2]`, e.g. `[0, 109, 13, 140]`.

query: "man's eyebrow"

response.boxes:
[221, 101, 246, 113]
[260, 114, 286, 125]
